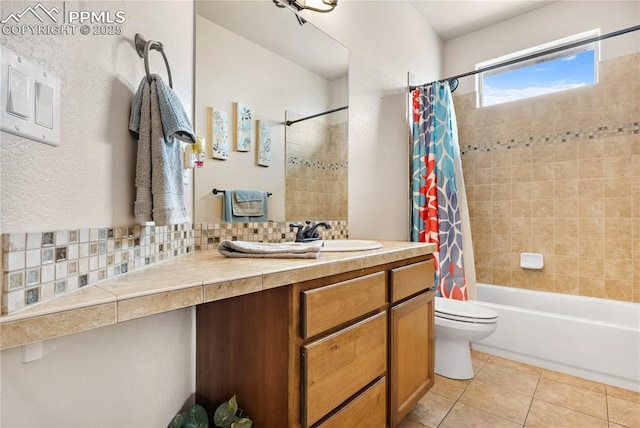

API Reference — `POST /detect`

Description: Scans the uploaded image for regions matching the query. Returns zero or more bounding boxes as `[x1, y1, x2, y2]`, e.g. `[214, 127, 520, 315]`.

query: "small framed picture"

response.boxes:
[211, 108, 229, 160]
[235, 102, 252, 152]
[256, 120, 272, 167]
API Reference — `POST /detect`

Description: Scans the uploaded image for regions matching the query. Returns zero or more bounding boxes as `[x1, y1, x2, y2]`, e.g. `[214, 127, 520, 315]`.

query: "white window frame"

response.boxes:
[476, 29, 600, 108]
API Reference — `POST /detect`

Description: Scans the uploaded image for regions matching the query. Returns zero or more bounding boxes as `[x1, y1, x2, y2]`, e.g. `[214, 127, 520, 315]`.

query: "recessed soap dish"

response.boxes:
[520, 253, 544, 269]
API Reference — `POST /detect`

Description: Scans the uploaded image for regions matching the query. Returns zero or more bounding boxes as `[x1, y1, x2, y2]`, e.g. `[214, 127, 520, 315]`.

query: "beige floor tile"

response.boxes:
[608, 395, 640, 428]
[487, 355, 543, 377]
[406, 391, 455, 428]
[541, 369, 606, 394]
[534, 377, 608, 420]
[430, 374, 471, 400]
[471, 349, 492, 362]
[439, 402, 521, 428]
[397, 419, 427, 428]
[607, 384, 640, 404]
[459, 379, 532, 424]
[609, 423, 628, 428]
[525, 398, 608, 428]
[475, 360, 540, 397]
[473, 356, 488, 374]
[471, 350, 491, 375]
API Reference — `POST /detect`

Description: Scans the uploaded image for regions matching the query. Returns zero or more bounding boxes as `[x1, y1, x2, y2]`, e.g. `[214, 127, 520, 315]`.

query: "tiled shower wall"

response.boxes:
[456, 53, 639, 303]
[285, 113, 348, 221]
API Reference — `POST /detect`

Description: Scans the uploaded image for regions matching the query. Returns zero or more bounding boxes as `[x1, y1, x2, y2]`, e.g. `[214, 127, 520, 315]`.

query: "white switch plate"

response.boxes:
[1, 45, 60, 146]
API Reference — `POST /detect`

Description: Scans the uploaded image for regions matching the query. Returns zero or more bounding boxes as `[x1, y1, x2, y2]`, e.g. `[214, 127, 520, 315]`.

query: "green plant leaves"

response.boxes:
[167, 404, 209, 428]
[231, 418, 253, 428]
[213, 396, 253, 428]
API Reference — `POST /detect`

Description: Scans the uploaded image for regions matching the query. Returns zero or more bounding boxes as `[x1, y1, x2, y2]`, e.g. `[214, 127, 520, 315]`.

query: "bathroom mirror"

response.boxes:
[193, 0, 348, 224]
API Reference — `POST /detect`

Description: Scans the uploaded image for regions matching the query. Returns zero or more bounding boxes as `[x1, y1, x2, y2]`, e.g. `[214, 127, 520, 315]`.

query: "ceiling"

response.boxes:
[196, 1, 557, 81]
[410, 1, 556, 41]
[197, 1, 348, 80]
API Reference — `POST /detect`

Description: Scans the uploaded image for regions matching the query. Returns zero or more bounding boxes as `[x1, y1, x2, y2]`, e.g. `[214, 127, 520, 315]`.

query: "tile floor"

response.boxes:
[399, 351, 640, 428]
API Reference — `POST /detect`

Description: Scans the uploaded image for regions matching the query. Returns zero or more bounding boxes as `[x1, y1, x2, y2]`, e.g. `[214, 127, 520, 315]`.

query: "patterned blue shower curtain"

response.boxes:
[410, 82, 468, 300]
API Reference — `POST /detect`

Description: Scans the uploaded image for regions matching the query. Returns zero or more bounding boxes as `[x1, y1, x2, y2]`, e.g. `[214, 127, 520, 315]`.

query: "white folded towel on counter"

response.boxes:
[218, 240, 323, 259]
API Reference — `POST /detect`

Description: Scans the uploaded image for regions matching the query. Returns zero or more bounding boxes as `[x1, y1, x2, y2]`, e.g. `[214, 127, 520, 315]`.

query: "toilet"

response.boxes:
[435, 296, 498, 380]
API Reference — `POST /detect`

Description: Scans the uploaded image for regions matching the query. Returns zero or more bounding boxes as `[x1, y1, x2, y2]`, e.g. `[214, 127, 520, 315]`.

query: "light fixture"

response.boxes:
[273, 0, 339, 14]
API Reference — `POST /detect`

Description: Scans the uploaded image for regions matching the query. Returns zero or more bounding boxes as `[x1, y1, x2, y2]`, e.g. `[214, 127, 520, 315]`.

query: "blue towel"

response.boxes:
[223, 191, 269, 222]
[130, 74, 195, 144]
[129, 74, 195, 226]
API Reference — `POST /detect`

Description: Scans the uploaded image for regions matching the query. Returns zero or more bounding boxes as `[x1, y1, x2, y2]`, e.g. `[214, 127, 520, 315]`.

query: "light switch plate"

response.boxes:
[1, 45, 60, 146]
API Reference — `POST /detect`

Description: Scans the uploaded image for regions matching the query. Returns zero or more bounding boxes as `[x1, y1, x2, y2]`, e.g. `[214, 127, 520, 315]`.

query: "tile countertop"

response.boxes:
[0, 240, 435, 350]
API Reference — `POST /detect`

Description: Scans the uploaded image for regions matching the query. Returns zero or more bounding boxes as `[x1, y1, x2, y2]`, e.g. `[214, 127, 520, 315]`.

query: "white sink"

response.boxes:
[320, 239, 383, 252]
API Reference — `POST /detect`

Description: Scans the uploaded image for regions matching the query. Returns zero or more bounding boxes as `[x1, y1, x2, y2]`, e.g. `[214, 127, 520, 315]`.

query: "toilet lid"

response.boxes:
[435, 297, 498, 323]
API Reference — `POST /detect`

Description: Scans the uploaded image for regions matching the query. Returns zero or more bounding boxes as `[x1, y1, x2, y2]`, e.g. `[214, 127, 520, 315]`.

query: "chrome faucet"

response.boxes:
[290, 220, 332, 242]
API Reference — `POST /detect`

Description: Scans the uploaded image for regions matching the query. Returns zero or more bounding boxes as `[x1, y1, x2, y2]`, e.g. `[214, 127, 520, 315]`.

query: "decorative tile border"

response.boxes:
[287, 156, 348, 171]
[460, 121, 639, 155]
[2, 220, 349, 314]
[193, 220, 349, 251]
[2, 224, 194, 314]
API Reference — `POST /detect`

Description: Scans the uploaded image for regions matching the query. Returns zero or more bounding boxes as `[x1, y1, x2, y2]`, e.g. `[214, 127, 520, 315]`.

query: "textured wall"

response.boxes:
[0, 0, 194, 233]
[0, 1, 195, 426]
[457, 53, 639, 302]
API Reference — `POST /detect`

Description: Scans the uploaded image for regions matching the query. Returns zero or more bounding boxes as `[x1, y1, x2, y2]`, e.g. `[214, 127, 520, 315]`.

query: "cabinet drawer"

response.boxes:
[390, 259, 434, 303]
[317, 378, 387, 428]
[302, 312, 387, 427]
[301, 271, 386, 339]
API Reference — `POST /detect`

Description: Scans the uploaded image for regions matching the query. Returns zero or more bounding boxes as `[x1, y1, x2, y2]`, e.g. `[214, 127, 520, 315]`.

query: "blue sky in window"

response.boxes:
[483, 50, 595, 106]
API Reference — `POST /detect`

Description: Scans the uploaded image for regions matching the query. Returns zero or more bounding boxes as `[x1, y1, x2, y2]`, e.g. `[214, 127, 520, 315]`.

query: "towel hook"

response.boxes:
[134, 33, 173, 88]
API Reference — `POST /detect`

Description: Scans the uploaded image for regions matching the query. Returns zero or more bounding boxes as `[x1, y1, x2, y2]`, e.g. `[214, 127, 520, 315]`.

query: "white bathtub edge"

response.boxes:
[471, 342, 640, 393]
[473, 283, 640, 393]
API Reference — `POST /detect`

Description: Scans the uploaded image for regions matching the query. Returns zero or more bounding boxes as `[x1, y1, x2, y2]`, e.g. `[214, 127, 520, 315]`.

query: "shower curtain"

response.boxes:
[410, 82, 476, 300]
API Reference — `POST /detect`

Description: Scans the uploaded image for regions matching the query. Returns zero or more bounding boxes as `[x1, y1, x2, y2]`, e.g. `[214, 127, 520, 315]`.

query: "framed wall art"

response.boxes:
[211, 108, 229, 160]
[235, 102, 252, 152]
[256, 120, 272, 167]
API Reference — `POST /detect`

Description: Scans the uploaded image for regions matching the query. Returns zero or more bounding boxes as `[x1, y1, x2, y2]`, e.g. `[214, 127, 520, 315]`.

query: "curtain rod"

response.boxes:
[409, 24, 640, 91]
[285, 105, 348, 126]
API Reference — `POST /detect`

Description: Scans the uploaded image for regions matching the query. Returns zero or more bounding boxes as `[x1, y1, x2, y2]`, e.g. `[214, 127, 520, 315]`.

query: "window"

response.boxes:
[477, 30, 599, 107]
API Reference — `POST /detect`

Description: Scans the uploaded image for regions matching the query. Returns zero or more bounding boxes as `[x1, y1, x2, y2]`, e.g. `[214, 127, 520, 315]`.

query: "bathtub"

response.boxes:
[472, 283, 640, 392]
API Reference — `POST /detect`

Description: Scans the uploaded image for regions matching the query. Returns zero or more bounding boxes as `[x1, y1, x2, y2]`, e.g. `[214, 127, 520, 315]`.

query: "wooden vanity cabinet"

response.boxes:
[195, 255, 434, 428]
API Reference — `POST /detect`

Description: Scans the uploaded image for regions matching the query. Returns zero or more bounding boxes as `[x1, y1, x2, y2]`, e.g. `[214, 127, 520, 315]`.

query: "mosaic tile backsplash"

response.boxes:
[2, 225, 195, 314]
[193, 220, 349, 251]
[1, 220, 349, 314]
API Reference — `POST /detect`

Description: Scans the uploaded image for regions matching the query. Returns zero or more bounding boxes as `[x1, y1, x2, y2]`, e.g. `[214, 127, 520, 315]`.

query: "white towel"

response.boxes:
[218, 240, 323, 259]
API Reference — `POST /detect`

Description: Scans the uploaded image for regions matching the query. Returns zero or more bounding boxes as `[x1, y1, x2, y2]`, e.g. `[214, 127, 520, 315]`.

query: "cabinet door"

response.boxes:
[389, 291, 434, 427]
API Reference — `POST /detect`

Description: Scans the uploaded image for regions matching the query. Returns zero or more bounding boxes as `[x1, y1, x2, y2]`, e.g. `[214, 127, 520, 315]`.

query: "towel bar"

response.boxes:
[212, 188, 272, 197]
[134, 33, 173, 88]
